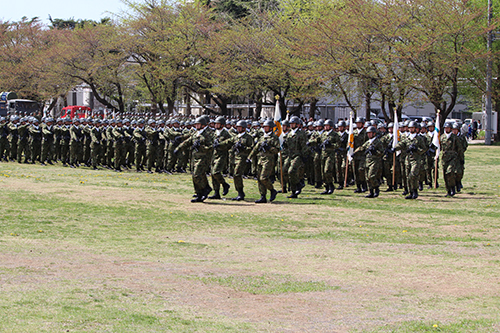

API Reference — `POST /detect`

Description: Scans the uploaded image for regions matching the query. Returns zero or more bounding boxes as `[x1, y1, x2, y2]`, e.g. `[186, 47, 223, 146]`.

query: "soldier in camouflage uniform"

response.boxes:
[105, 119, 115, 169]
[112, 119, 125, 172]
[393, 121, 427, 199]
[90, 119, 104, 170]
[28, 118, 42, 164]
[69, 118, 84, 167]
[123, 118, 135, 169]
[318, 119, 340, 195]
[60, 118, 71, 166]
[452, 122, 468, 193]
[0, 117, 9, 161]
[133, 119, 147, 172]
[175, 116, 214, 202]
[440, 122, 461, 197]
[279, 120, 290, 193]
[354, 126, 385, 198]
[285, 116, 309, 198]
[307, 120, 324, 189]
[227, 120, 254, 201]
[336, 120, 349, 189]
[353, 117, 368, 193]
[82, 119, 92, 167]
[208, 116, 232, 199]
[17, 118, 29, 163]
[248, 119, 279, 203]
[144, 119, 158, 173]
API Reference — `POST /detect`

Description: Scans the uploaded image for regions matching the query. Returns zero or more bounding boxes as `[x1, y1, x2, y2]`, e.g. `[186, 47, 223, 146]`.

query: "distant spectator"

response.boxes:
[472, 120, 478, 140]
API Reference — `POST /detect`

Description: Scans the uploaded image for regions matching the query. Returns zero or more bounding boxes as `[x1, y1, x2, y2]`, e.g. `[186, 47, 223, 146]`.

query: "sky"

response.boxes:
[2, 0, 126, 25]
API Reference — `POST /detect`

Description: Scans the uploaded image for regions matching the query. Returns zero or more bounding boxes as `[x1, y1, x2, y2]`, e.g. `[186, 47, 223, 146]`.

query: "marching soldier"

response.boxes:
[248, 119, 279, 203]
[353, 117, 368, 193]
[284, 116, 308, 198]
[319, 119, 340, 195]
[208, 116, 232, 199]
[354, 126, 384, 198]
[452, 122, 468, 193]
[228, 120, 254, 201]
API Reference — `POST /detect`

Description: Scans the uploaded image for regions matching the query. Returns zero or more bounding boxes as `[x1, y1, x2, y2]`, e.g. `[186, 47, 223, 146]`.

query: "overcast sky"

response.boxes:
[2, 0, 126, 25]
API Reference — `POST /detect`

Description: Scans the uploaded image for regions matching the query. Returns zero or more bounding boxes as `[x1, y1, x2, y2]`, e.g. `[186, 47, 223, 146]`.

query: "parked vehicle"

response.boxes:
[61, 106, 92, 119]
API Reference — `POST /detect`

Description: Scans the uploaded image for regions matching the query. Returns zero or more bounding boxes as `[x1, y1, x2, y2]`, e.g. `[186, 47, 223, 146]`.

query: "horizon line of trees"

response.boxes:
[1, 0, 499, 127]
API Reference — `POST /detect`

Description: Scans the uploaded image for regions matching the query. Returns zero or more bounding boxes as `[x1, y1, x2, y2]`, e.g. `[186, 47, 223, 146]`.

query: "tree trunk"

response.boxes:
[365, 90, 371, 121]
[309, 98, 318, 120]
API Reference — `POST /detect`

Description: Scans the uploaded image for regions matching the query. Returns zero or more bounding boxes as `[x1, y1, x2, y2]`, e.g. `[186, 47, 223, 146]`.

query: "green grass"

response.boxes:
[0, 145, 499, 332]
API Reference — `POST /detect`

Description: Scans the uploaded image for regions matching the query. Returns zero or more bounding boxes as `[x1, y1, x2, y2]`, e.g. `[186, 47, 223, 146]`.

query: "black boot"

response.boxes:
[232, 190, 245, 201]
[418, 182, 423, 191]
[405, 189, 414, 199]
[354, 184, 362, 193]
[320, 184, 329, 195]
[456, 183, 461, 193]
[373, 187, 380, 198]
[327, 183, 335, 194]
[269, 189, 278, 202]
[191, 195, 204, 203]
[315, 182, 322, 189]
[385, 185, 394, 192]
[402, 187, 409, 196]
[412, 189, 418, 199]
[287, 191, 298, 198]
[336, 184, 344, 190]
[201, 186, 213, 201]
[222, 183, 230, 196]
[365, 189, 375, 198]
[255, 195, 267, 203]
[208, 190, 221, 199]
[361, 182, 368, 193]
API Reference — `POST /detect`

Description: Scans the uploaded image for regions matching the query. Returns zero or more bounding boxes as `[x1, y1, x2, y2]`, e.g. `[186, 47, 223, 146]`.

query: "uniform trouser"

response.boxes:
[321, 152, 336, 185]
[114, 143, 123, 169]
[70, 142, 83, 165]
[192, 155, 210, 195]
[456, 158, 465, 184]
[31, 142, 41, 162]
[156, 142, 165, 170]
[126, 142, 135, 166]
[9, 140, 17, 160]
[211, 155, 228, 191]
[54, 140, 61, 161]
[41, 140, 54, 162]
[366, 159, 382, 190]
[61, 141, 70, 164]
[382, 155, 399, 187]
[228, 150, 235, 175]
[106, 143, 114, 167]
[257, 158, 275, 196]
[251, 155, 258, 175]
[0, 138, 9, 160]
[354, 156, 366, 185]
[336, 153, 346, 185]
[405, 156, 421, 191]
[313, 151, 322, 183]
[166, 144, 177, 171]
[442, 154, 457, 190]
[399, 155, 407, 189]
[91, 144, 102, 168]
[426, 156, 435, 185]
[83, 142, 91, 164]
[281, 156, 290, 187]
[146, 144, 157, 170]
[287, 155, 303, 191]
[233, 155, 248, 192]
[304, 155, 314, 182]
[135, 144, 146, 169]
[17, 140, 28, 162]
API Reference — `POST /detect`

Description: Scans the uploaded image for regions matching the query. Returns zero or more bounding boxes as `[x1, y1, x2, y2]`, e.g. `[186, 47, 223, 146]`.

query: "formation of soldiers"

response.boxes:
[0, 113, 467, 202]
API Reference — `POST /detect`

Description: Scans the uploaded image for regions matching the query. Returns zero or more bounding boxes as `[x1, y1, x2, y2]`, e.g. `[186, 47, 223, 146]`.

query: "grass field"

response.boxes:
[1, 144, 499, 332]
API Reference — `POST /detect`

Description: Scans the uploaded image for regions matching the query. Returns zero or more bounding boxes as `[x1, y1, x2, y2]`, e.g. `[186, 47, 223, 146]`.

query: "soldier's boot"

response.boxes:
[427, 184, 433, 189]
[287, 185, 298, 198]
[361, 182, 368, 193]
[446, 188, 453, 197]
[320, 184, 329, 195]
[436, 181, 439, 188]
[201, 186, 212, 201]
[191, 195, 204, 203]
[354, 184, 362, 193]
[278, 183, 287, 193]
[336, 184, 344, 190]
[456, 182, 462, 193]
[308, 178, 314, 186]
[208, 190, 221, 200]
[385, 185, 394, 192]
[374, 187, 380, 198]
[365, 189, 375, 198]
[269, 189, 278, 202]
[222, 183, 230, 196]
[155, 167, 162, 173]
[412, 189, 418, 199]
[232, 190, 245, 201]
[405, 189, 414, 199]
[255, 195, 267, 204]
[327, 183, 335, 194]
[418, 182, 423, 191]
[402, 187, 409, 196]
[315, 182, 322, 189]
[147, 169, 153, 174]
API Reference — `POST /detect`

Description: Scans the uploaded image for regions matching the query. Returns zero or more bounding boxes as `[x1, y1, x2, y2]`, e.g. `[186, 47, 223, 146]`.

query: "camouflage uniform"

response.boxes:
[440, 132, 461, 196]
[355, 134, 384, 196]
[209, 126, 232, 198]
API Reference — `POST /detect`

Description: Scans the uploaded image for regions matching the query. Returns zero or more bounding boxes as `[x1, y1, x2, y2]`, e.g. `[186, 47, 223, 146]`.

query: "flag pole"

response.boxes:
[280, 152, 284, 193]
